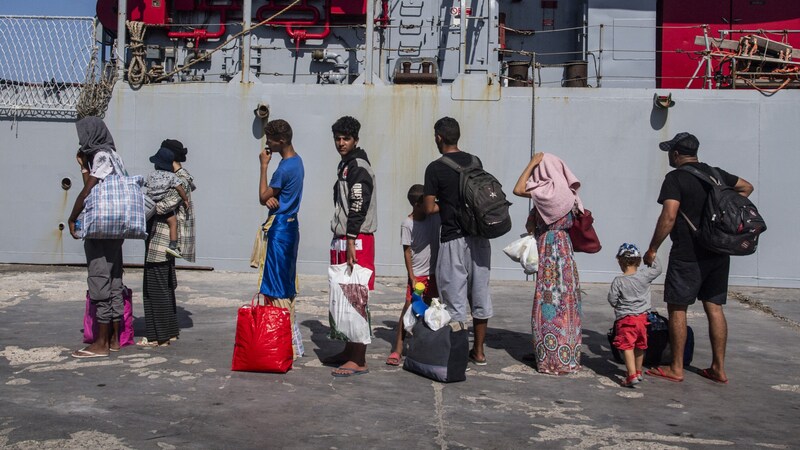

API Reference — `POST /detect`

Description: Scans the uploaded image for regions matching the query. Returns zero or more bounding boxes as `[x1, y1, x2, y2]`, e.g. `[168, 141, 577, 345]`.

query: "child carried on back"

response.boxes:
[608, 243, 662, 387]
[145, 147, 189, 259]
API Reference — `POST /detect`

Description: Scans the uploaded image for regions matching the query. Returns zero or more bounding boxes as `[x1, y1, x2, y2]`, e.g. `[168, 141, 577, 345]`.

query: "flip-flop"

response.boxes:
[385, 352, 402, 366]
[331, 367, 369, 377]
[698, 368, 728, 384]
[646, 366, 683, 383]
[468, 350, 487, 366]
[71, 348, 109, 359]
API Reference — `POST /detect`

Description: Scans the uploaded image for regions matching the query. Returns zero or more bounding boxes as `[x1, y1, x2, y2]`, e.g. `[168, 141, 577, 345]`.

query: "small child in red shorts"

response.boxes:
[386, 185, 440, 366]
[608, 243, 662, 387]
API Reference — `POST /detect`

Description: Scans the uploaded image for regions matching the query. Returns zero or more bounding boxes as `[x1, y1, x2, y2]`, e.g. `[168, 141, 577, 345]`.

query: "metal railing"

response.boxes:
[0, 16, 96, 118]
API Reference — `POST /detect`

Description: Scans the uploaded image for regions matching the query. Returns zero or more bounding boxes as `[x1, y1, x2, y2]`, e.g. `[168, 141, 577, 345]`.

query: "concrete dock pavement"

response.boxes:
[0, 264, 798, 449]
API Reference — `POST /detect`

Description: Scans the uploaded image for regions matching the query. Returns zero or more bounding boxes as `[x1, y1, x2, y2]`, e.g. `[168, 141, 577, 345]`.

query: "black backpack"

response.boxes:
[678, 165, 766, 256]
[438, 155, 512, 239]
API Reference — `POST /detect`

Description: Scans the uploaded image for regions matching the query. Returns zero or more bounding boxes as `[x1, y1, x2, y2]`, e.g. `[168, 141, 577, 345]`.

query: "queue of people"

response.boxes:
[69, 114, 754, 387]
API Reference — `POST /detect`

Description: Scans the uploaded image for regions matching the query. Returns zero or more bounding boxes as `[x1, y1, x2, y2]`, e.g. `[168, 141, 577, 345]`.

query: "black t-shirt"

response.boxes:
[424, 151, 482, 242]
[657, 162, 739, 261]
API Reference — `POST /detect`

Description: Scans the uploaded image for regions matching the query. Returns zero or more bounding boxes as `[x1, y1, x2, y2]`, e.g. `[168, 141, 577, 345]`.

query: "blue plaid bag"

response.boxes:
[79, 157, 147, 240]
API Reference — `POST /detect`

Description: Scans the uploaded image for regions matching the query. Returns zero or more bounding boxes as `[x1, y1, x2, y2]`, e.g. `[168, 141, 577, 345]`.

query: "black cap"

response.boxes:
[149, 147, 176, 171]
[659, 132, 699, 156]
[161, 139, 188, 162]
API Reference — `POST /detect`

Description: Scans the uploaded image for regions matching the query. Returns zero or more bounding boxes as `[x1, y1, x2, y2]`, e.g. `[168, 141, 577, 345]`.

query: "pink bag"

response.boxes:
[83, 286, 135, 347]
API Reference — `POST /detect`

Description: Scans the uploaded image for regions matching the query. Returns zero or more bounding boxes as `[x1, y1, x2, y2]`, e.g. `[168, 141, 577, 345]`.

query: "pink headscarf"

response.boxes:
[525, 153, 584, 225]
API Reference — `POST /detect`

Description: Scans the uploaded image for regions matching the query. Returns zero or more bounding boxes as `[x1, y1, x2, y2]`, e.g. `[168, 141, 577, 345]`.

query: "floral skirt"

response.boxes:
[532, 228, 582, 374]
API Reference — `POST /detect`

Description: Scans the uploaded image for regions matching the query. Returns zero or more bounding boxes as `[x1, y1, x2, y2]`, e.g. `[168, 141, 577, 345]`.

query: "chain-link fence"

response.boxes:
[0, 16, 97, 118]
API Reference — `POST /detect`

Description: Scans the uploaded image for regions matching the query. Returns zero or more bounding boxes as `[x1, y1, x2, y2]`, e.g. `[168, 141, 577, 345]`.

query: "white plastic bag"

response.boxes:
[503, 234, 538, 274]
[402, 305, 417, 330]
[328, 263, 373, 344]
[521, 237, 539, 275]
[503, 234, 533, 263]
[423, 298, 451, 331]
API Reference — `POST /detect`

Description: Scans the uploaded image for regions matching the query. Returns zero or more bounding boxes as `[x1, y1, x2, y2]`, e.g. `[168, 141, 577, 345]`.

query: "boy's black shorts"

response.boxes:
[664, 256, 730, 306]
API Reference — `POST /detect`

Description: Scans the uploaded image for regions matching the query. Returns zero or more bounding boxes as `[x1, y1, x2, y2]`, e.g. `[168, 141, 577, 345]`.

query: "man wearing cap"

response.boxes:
[644, 132, 753, 384]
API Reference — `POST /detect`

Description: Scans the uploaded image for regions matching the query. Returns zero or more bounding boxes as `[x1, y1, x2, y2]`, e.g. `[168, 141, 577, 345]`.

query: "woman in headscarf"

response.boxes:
[137, 139, 196, 347]
[68, 116, 127, 358]
[513, 152, 583, 374]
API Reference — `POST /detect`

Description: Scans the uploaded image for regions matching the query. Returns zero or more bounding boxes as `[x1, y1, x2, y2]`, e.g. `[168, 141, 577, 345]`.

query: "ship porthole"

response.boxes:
[61, 177, 72, 190]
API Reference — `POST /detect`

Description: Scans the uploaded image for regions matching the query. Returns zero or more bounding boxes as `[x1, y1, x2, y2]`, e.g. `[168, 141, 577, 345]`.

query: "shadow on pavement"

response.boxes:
[132, 306, 194, 335]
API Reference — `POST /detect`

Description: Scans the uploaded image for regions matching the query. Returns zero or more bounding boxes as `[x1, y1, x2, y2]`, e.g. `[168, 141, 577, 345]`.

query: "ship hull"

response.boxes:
[1, 81, 796, 287]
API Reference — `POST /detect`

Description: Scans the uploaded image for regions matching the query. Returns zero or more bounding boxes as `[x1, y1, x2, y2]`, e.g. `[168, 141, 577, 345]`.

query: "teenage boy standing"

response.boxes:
[328, 116, 377, 377]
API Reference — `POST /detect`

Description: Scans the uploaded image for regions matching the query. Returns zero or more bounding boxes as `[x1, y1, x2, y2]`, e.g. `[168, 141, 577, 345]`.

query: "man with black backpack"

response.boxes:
[423, 117, 498, 366]
[644, 132, 754, 384]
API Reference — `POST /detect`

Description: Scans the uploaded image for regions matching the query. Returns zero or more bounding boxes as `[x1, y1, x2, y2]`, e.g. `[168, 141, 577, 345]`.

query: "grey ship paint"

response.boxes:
[1, 1, 798, 287]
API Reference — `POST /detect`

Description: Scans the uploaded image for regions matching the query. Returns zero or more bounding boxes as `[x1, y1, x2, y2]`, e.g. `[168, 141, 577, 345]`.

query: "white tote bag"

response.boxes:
[328, 264, 373, 344]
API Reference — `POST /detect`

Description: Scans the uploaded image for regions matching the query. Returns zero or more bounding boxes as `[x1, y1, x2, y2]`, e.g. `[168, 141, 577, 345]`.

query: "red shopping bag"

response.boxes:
[83, 287, 135, 347]
[231, 294, 293, 373]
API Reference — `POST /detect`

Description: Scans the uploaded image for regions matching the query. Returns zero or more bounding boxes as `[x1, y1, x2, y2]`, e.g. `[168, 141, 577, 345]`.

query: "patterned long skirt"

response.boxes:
[532, 213, 582, 374]
[142, 260, 179, 344]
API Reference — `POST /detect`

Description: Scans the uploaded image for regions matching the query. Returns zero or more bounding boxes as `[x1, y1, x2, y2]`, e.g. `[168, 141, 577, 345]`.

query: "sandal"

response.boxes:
[468, 350, 487, 366]
[136, 337, 169, 348]
[71, 347, 109, 359]
[622, 374, 640, 388]
[385, 352, 402, 366]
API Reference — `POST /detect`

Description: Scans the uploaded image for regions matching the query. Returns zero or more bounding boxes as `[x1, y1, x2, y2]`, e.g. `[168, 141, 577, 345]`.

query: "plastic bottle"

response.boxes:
[410, 282, 428, 317]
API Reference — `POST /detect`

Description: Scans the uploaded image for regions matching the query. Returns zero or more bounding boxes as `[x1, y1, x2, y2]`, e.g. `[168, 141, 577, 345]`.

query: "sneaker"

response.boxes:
[636, 370, 643, 382]
[165, 246, 183, 259]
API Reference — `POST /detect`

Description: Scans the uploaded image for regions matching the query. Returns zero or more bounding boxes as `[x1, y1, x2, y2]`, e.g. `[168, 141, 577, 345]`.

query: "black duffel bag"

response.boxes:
[403, 320, 469, 383]
[607, 311, 694, 367]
